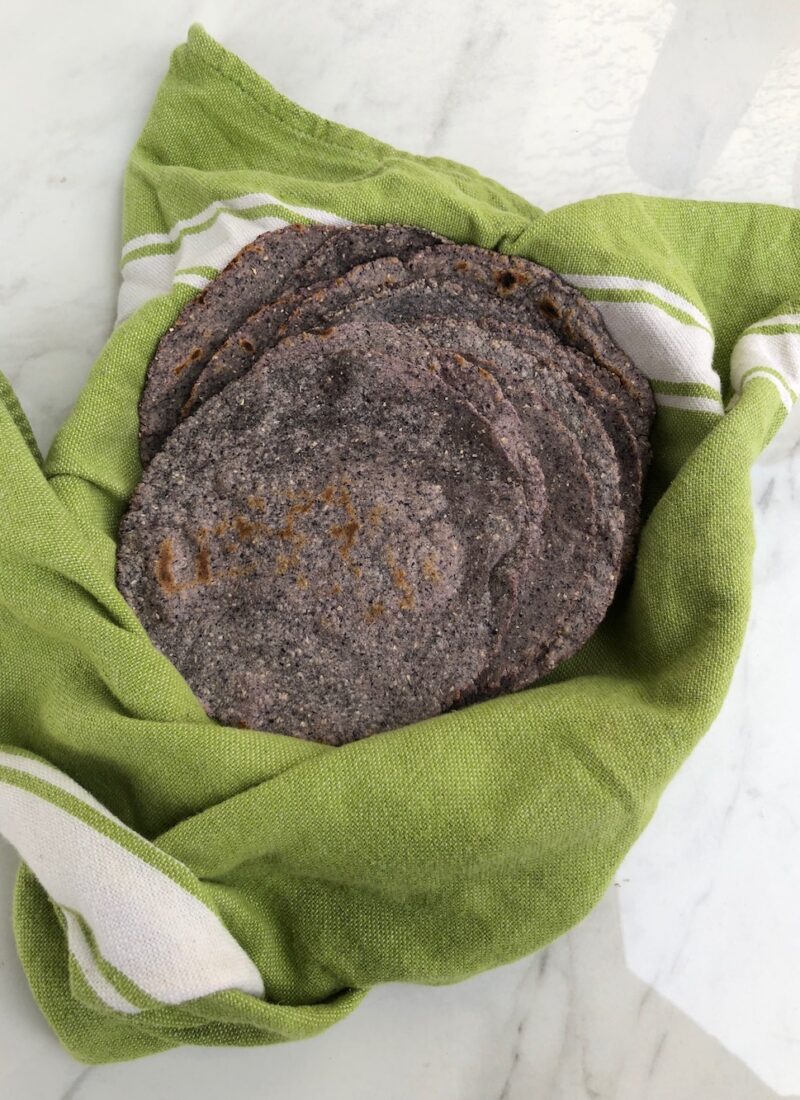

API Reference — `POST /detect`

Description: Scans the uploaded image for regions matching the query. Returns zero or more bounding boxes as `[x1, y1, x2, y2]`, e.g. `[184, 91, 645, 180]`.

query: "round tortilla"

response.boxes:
[119, 323, 536, 743]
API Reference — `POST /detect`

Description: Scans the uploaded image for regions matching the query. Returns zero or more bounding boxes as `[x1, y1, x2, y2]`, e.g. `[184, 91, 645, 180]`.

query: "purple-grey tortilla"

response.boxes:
[119, 323, 540, 743]
[416, 324, 623, 683]
[185, 256, 411, 416]
[124, 223, 655, 742]
[138, 224, 444, 464]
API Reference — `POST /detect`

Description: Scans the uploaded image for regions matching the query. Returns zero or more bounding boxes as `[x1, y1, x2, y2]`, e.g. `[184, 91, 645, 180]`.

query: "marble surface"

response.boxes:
[1, 2, 799, 1097]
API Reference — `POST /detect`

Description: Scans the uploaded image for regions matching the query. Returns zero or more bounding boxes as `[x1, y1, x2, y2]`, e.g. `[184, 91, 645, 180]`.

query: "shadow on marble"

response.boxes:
[616, 400, 800, 1099]
[2, 833, 792, 1100]
[628, 0, 800, 193]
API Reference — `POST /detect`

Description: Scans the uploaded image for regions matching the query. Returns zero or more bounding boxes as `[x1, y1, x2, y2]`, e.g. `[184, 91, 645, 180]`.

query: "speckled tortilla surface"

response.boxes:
[120, 324, 536, 744]
[122, 224, 655, 743]
[138, 224, 444, 463]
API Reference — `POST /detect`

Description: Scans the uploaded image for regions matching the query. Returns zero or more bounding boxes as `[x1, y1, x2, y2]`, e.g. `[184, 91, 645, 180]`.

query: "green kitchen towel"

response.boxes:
[1, 25, 798, 1065]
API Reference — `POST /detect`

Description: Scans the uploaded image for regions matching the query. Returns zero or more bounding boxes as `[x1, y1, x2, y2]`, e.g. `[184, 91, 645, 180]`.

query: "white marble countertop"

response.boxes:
[2, 2, 800, 1097]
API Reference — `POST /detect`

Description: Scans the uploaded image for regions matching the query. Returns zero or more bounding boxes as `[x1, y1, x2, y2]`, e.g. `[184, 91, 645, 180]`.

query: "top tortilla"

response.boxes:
[120, 323, 539, 742]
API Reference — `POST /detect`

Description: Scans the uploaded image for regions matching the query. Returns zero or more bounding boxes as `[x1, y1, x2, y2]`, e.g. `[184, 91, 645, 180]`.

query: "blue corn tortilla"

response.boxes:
[119, 323, 539, 743]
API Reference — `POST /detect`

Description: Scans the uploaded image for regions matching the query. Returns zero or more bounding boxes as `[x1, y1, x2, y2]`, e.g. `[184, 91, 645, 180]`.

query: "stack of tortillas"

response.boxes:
[117, 224, 655, 744]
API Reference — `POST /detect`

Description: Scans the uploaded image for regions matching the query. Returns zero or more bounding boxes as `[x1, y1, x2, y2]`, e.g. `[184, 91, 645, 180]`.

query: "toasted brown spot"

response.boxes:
[234, 515, 258, 541]
[155, 537, 178, 595]
[477, 366, 493, 382]
[275, 553, 291, 576]
[238, 338, 256, 353]
[173, 347, 203, 376]
[455, 260, 470, 271]
[327, 483, 361, 560]
[368, 506, 384, 529]
[497, 269, 517, 292]
[224, 543, 237, 554]
[214, 520, 230, 537]
[386, 549, 416, 611]
[364, 601, 386, 623]
[495, 268, 530, 296]
[247, 495, 266, 512]
[318, 326, 336, 338]
[422, 557, 442, 584]
[330, 582, 343, 596]
[195, 542, 213, 584]
[539, 295, 561, 320]
[188, 528, 213, 584]
[155, 533, 243, 594]
[330, 519, 359, 557]
[277, 496, 313, 547]
[296, 574, 309, 590]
